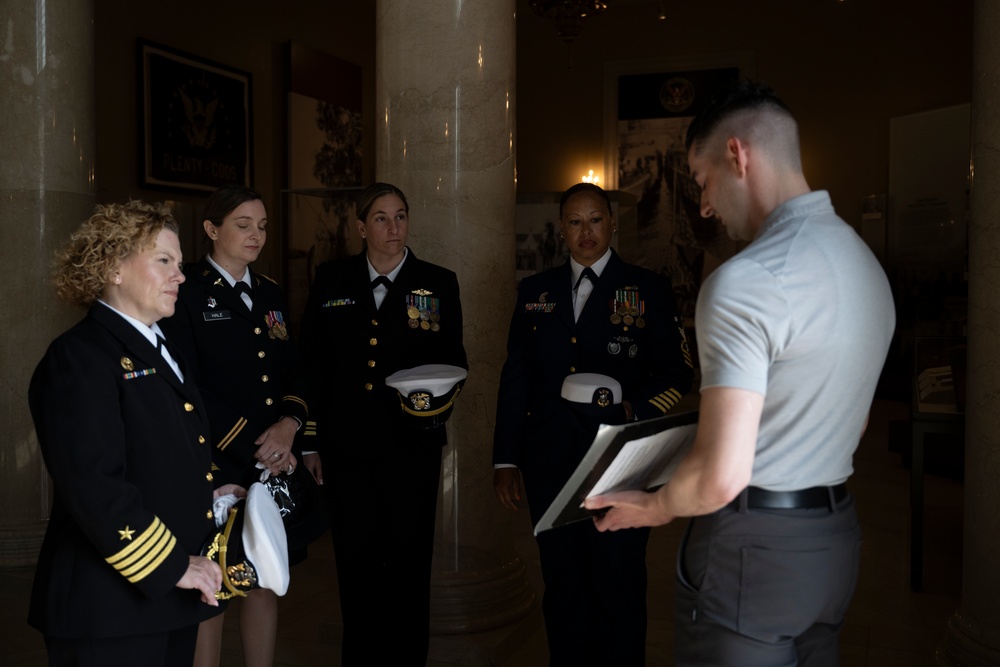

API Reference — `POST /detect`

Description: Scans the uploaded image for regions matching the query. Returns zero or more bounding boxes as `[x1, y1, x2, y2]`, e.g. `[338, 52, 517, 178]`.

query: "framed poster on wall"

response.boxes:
[602, 53, 753, 321]
[138, 39, 252, 192]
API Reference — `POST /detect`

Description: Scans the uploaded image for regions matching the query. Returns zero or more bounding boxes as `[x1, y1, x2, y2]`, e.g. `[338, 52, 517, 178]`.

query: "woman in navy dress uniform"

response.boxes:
[28, 201, 227, 666]
[493, 183, 694, 666]
[298, 182, 468, 666]
[161, 186, 311, 667]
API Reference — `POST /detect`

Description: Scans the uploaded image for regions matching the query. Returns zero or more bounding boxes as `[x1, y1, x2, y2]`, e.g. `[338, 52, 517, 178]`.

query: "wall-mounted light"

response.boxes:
[582, 169, 600, 185]
[658, 2, 667, 20]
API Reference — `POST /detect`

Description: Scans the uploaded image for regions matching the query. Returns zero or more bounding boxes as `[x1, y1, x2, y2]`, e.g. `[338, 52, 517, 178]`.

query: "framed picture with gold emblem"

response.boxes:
[138, 39, 253, 192]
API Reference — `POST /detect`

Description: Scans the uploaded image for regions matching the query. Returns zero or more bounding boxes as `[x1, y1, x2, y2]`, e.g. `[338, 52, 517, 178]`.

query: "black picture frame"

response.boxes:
[138, 39, 253, 192]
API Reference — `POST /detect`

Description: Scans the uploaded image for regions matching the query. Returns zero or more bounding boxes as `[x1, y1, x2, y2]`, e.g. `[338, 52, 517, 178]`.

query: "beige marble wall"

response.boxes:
[375, 0, 532, 632]
[938, 1, 1000, 664]
[0, 0, 96, 565]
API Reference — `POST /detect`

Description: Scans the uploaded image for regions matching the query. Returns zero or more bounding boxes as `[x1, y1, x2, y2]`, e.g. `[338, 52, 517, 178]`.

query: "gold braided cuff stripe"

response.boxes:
[648, 388, 683, 413]
[302, 420, 317, 437]
[282, 395, 308, 412]
[105, 517, 178, 583]
[217, 417, 248, 451]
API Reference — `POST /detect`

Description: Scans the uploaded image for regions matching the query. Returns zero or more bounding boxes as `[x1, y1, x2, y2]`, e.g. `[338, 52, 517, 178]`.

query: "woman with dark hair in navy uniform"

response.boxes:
[298, 182, 468, 666]
[28, 201, 227, 666]
[493, 183, 694, 666]
[161, 186, 312, 667]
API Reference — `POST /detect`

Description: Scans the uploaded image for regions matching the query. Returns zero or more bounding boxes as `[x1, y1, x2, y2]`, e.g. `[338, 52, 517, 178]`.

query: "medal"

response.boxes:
[265, 311, 289, 341]
[431, 322, 441, 332]
[610, 313, 622, 325]
[420, 320, 430, 330]
[407, 306, 420, 319]
[635, 317, 645, 328]
[623, 315, 634, 325]
[408, 318, 420, 329]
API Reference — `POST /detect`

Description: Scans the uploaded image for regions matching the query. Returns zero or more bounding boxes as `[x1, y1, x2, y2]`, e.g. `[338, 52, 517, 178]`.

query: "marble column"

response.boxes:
[374, 0, 534, 637]
[0, 0, 96, 566]
[937, 1, 1000, 664]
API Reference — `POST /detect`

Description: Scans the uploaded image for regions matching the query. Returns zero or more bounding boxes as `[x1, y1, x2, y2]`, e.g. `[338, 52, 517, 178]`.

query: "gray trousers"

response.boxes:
[675, 492, 861, 666]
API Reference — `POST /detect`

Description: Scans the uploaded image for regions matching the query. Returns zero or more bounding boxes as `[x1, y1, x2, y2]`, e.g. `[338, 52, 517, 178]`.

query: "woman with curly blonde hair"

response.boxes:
[28, 200, 232, 666]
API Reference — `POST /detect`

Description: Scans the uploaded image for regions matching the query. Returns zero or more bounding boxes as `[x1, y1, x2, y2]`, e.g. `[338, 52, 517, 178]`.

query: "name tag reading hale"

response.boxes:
[203, 310, 232, 322]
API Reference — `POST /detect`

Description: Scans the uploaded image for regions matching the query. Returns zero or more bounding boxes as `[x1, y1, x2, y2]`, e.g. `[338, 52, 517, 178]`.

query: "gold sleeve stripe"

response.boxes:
[303, 420, 317, 437]
[123, 535, 177, 583]
[282, 395, 308, 413]
[217, 418, 247, 451]
[120, 529, 175, 581]
[106, 518, 165, 564]
[105, 518, 178, 583]
[649, 388, 683, 413]
[680, 341, 694, 368]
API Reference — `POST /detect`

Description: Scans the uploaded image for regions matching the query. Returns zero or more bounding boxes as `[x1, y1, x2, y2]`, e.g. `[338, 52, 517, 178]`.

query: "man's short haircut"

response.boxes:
[685, 79, 796, 157]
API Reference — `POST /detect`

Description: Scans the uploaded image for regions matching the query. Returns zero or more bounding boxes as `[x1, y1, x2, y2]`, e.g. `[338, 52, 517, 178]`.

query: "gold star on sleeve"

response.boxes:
[106, 517, 177, 583]
[118, 526, 135, 541]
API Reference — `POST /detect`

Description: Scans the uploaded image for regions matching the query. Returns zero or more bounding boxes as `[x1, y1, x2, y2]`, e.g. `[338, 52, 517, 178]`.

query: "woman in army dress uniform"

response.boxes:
[298, 182, 468, 666]
[492, 183, 694, 667]
[161, 186, 311, 667]
[28, 201, 226, 666]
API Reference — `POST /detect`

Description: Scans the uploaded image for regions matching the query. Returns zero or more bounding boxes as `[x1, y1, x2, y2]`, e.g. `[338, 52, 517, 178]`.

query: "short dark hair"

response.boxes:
[685, 79, 792, 153]
[559, 182, 613, 218]
[356, 182, 409, 222]
[203, 185, 264, 228]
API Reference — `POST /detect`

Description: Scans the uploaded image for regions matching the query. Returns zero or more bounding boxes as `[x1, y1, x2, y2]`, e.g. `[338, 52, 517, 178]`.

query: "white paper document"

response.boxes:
[533, 411, 698, 535]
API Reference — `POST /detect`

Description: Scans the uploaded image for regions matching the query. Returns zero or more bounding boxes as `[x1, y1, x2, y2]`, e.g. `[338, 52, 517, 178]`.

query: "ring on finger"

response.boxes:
[272, 452, 280, 460]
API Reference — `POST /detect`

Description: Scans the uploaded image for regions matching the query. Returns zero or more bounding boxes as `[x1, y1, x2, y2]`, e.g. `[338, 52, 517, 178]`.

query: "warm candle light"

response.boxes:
[582, 169, 600, 185]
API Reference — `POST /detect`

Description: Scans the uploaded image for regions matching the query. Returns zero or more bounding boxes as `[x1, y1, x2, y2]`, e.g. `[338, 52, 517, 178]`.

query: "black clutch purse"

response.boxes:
[259, 465, 329, 551]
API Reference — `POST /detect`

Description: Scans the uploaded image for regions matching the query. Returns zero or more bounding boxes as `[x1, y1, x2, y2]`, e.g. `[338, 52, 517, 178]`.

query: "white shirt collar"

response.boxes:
[569, 248, 613, 288]
[206, 254, 252, 289]
[366, 247, 409, 283]
[97, 300, 164, 347]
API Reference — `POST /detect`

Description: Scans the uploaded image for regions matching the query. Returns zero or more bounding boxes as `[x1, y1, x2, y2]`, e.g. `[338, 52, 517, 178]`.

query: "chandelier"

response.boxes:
[528, 0, 608, 44]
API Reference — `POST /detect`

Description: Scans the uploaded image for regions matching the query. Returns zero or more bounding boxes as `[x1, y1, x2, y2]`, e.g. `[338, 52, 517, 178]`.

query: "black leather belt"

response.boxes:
[731, 483, 848, 511]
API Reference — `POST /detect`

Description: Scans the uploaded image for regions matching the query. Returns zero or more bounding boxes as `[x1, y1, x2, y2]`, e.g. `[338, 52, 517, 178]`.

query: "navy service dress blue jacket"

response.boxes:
[493, 250, 694, 520]
[28, 304, 220, 639]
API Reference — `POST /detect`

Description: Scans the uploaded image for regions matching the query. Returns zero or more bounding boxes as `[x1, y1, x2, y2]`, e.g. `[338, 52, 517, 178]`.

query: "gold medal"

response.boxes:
[420, 320, 430, 330]
[120, 357, 134, 371]
[408, 318, 420, 329]
[629, 306, 639, 316]
[407, 306, 420, 319]
[268, 321, 289, 341]
[430, 312, 440, 323]
[624, 315, 634, 325]
[635, 317, 646, 328]
[610, 313, 622, 325]
[617, 304, 628, 316]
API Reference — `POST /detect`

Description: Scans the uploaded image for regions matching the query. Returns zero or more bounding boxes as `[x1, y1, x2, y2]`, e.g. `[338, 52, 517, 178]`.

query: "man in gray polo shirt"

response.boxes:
[585, 80, 895, 665]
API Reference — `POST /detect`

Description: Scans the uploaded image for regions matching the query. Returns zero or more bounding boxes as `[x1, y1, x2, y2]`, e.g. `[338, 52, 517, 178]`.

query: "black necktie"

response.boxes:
[156, 335, 183, 378]
[575, 267, 598, 290]
[371, 275, 392, 290]
[235, 281, 253, 297]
